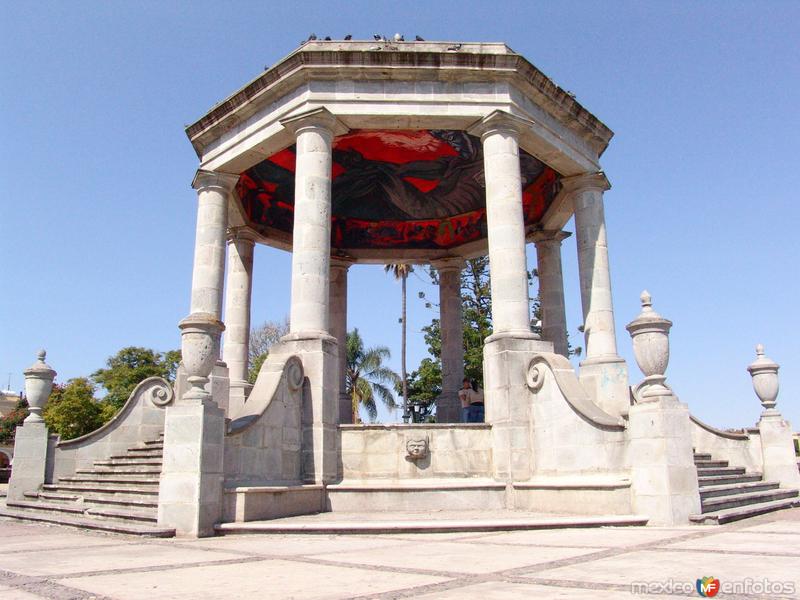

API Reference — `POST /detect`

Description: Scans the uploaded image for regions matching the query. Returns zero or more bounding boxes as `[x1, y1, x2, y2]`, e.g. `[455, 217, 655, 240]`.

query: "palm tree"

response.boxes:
[346, 328, 401, 423]
[384, 263, 412, 419]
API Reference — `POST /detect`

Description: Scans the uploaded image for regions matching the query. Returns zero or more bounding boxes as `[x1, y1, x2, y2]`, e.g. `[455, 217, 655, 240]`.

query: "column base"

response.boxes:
[7, 422, 50, 502]
[158, 401, 225, 537]
[484, 335, 553, 482]
[579, 356, 630, 417]
[758, 413, 800, 488]
[628, 396, 700, 526]
[276, 335, 339, 483]
[228, 380, 253, 418]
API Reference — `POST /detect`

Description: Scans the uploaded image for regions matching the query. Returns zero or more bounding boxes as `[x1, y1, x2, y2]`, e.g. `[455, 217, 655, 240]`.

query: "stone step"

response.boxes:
[0, 506, 174, 537]
[26, 490, 158, 508]
[124, 449, 164, 457]
[95, 459, 163, 467]
[697, 473, 763, 487]
[216, 514, 650, 535]
[84, 505, 157, 523]
[690, 497, 800, 525]
[693, 452, 712, 461]
[693, 459, 729, 468]
[695, 466, 746, 477]
[78, 466, 162, 475]
[6, 499, 156, 522]
[699, 480, 781, 499]
[701, 488, 799, 513]
[44, 483, 160, 495]
[58, 475, 159, 485]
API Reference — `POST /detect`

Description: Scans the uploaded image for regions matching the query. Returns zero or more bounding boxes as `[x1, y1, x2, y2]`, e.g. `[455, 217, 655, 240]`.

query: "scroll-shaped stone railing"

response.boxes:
[527, 353, 625, 430]
[51, 377, 174, 480]
[526, 352, 626, 476]
[224, 348, 305, 485]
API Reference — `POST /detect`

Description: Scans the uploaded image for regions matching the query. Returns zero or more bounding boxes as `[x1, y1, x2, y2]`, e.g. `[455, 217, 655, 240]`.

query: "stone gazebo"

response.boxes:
[7, 40, 799, 539]
[162, 40, 635, 535]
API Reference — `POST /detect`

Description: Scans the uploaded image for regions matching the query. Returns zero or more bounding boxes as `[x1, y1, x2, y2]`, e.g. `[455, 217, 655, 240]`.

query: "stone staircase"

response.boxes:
[690, 451, 800, 525]
[0, 434, 174, 537]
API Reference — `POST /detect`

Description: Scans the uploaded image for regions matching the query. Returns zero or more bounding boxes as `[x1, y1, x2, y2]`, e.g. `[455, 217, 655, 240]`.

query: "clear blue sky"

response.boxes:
[2, 1, 798, 429]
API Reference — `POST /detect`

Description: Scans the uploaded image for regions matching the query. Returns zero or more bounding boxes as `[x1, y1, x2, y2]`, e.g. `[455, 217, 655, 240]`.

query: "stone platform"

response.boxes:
[1, 508, 799, 599]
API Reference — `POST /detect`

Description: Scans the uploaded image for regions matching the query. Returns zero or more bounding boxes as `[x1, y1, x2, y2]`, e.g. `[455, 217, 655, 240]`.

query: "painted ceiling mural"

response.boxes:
[236, 129, 559, 250]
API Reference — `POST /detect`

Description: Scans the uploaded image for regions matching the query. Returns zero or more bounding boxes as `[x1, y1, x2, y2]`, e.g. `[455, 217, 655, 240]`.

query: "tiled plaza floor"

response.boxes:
[0, 508, 798, 599]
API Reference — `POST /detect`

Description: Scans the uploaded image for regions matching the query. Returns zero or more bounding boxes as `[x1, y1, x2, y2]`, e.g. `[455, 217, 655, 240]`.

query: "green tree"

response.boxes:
[43, 378, 106, 440]
[346, 328, 400, 423]
[384, 263, 412, 416]
[0, 398, 28, 444]
[248, 318, 290, 384]
[92, 347, 180, 411]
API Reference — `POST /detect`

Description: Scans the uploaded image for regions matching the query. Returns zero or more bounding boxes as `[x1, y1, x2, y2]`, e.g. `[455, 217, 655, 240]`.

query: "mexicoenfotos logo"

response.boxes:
[696, 576, 720, 597]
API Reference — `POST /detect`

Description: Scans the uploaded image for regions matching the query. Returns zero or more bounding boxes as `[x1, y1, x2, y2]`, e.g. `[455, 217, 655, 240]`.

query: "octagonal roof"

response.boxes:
[186, 40, 613, 262]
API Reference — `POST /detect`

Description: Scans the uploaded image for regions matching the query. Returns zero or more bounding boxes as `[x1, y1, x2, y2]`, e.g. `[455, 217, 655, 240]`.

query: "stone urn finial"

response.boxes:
[179, 313, 225, 404]
[747, 344, 780, 416]
[23, 349, 57, 423]
[626, 290, 673, 401]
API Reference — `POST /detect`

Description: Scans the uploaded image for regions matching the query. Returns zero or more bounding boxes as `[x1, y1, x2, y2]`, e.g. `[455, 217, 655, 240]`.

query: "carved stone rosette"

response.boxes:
[23, 350, 57, 423]
[747, 344, 780, 416]
[179, 312, 225, 403]
[625, 291, 672, 402]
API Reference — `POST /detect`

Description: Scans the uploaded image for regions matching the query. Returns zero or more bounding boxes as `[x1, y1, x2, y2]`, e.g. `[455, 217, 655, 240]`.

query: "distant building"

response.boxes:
[0, 390, 22, 418]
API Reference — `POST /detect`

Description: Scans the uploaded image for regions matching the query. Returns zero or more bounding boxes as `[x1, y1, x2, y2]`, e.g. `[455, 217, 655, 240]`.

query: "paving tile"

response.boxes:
[473, 526, 693, 548]
[526, 549, 800, 592]
[413, 580, 656, 599]
[0, 542, 245, 576]
[737, 520, 800, 534]
[308, 541, 599, 574]
[60, 558, 449, 600]
[178, 533, 412, 556]
[664, 531, 800, 554]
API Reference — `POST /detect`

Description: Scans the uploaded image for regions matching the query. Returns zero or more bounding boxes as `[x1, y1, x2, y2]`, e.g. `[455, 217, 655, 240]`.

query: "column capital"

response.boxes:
[191, 169, 240, 193]
[431, 258, 465, 273]
[467, 110, 534, 140]
[330, 255, 355, 271]
[560, 171, 611, 194]
[530, 229, 572, 246]
[226, 226, 258, 245]
[280, 107, 349, 137]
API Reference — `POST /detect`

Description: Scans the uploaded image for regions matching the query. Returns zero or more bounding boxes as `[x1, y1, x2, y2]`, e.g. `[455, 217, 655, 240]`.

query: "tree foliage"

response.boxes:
[248, 318, 290, 383]
[92, 347, 181, 410]
[346, 328, 400, 423]
[0, 398, 28, 444]
[43, 378, 108, 440]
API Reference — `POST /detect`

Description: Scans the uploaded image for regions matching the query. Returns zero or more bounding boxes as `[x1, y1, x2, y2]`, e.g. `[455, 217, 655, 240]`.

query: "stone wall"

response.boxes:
[690, 416, 762, 472]
[223, 351, 305, 486]
[339, 424, 492, 480]
[51, 377, 173, 481]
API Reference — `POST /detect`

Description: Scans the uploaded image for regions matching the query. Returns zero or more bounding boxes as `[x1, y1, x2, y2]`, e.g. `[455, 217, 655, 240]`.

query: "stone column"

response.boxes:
[562, 172, 629, 416]
[223, 227, 256, 416]
[280, 108, 347, 483]
[531, 230, 571, 357]
[469, 111, 552, 483]
[433, 259, 464, 423]
[158, 169, 235, 538]
[329, 258, 352, 424]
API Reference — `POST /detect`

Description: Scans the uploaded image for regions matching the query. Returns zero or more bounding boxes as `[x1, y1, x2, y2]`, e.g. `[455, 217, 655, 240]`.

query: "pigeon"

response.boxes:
[393, 33, 404, 42]
[415, 35, 425, 41]
[373, 33, 382, 41]
[307, 33, 317, 41]
[324, 36, 331, 40]
[344, 34, 352, 40]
